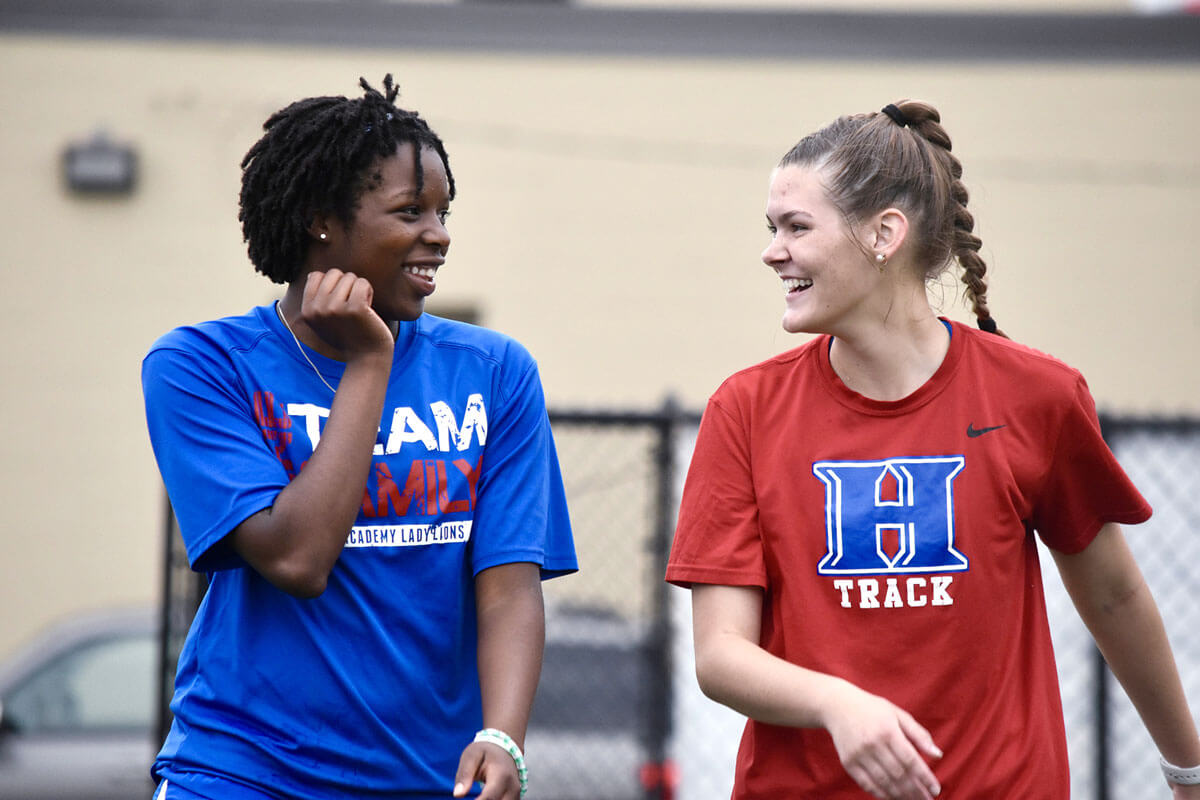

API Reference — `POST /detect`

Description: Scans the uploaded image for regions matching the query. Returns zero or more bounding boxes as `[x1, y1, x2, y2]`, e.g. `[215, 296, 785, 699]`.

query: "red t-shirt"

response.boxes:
[666, 321, 1151, 799]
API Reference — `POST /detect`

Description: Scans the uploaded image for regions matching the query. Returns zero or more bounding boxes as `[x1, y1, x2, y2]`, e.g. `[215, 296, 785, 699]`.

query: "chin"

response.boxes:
[782, 305, 835, 335]
[383, 301, 425, 322]
[781, 314, 810, 335]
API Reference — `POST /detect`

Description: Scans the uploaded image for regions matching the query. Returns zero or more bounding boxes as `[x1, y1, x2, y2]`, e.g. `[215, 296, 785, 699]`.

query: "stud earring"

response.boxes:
[319, 233, 328, 241]
[875, 252, 887, 269]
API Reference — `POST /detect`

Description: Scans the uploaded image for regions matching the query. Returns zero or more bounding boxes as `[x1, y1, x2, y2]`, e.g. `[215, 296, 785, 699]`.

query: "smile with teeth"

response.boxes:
[403, 265, 438, 280]
[782, 277, 813, 294]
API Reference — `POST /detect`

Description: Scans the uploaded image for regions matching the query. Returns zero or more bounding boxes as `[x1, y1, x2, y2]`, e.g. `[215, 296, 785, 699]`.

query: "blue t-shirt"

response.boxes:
[142, 304, 577, 799]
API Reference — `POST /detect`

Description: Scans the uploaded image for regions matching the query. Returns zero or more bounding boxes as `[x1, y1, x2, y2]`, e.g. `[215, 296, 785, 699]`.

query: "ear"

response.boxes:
[306, 213, 334, 244]
[869, 207, 909, 261]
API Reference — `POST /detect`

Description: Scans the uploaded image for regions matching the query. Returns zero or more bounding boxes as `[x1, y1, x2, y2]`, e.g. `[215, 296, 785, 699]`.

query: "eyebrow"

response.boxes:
[766, 209, 814, 225]
[381, 187, 419, 202]
[382, 182, 449, 204]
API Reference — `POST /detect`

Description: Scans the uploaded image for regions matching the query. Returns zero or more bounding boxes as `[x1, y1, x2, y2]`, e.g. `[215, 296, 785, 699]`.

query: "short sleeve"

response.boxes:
[469, 351, 577, 579]
[666, 391, 767, 589]
[142, 345, 289, 571]
[1032, 375, 1151, 553]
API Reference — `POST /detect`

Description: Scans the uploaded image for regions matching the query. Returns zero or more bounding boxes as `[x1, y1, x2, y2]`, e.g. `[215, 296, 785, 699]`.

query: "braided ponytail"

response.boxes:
[889, 101, 1004, 337]
[779, 99, 1006, 337]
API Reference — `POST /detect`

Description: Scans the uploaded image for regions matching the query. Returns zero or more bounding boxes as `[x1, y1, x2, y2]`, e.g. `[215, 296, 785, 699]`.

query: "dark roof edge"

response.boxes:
[2, 0, 1198, 62]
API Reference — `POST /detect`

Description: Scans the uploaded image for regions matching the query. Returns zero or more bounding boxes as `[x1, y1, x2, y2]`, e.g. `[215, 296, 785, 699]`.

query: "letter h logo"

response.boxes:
[813, 457, 968, 576]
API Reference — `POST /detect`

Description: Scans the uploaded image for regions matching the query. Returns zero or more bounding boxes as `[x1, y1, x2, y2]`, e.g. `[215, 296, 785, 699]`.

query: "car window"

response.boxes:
[3, 633, 154, 733]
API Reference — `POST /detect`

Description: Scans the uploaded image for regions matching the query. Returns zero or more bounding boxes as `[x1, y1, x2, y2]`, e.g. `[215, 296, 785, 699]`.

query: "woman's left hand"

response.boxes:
[453, 740, 522, 799]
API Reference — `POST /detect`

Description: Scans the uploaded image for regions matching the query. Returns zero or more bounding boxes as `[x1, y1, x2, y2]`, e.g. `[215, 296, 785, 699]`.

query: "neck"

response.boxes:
[828, 313, 950, 402]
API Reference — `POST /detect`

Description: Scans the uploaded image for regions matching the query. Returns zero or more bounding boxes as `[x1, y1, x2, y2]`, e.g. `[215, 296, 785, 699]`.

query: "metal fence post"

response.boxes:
[643, 395, 680, 800]
[1095, 650, 1111, 800]
[1095, 413, 1113, 800]
[155, 491, 175, 750]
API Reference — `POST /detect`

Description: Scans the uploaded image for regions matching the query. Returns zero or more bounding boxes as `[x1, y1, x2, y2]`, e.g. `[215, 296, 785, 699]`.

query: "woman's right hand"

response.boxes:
[822, 682, 943, 800]
[301, 269, 395, 360]
[692, 585, 943, 799]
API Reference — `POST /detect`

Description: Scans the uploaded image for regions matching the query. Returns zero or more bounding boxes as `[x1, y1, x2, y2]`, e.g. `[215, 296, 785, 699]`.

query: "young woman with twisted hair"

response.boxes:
[667, 100, 1200, 798]
[142, 76, 576, 800]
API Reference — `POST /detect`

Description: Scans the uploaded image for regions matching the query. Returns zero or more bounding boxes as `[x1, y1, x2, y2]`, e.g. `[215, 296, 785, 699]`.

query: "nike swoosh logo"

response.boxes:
[967, 423, 1006, 438]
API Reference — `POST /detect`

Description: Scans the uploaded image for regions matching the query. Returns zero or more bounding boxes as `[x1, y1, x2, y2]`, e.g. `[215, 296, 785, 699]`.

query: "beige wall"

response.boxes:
[1, 33, 1197, 659]
[587, 0, 1134, 9]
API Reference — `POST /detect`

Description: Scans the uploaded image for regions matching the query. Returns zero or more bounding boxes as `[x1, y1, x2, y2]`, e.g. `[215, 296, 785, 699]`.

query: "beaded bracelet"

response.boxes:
[1161, 755, 1200, 786]
[474, 728, 529, 797]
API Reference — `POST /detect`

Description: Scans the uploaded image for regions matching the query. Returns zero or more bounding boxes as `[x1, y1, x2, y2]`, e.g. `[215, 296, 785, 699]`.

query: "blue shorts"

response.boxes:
[152, 773, 281, 800]
[153, 779, 206, 800]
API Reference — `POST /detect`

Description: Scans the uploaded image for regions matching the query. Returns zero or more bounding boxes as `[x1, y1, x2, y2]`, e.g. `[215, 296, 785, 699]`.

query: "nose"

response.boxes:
[423, 215, 451, 253]
[761, 234, 786, 268]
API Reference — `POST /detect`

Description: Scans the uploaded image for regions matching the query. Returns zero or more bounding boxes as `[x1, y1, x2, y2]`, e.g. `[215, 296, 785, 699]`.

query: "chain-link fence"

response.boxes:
[525, 407, 695, 800]
[1029, 419, 1200, 799]
[1088, 419, 1200, 799]
[158, 410, 1200, 800]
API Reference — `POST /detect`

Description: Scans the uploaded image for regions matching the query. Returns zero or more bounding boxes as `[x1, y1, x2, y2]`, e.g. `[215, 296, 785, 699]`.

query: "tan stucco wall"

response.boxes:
[1, 32, 1197, 659]
[587, 0, 1134, 9]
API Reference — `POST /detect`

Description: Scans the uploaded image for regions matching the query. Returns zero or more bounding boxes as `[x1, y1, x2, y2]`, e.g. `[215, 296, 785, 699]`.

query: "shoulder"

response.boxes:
[953, 322, 1085, 393]
[415, 314, 537, 372]
[145, 305, 273, 365]
[141, 306, 278, 397]
[710, 337, 824, 406]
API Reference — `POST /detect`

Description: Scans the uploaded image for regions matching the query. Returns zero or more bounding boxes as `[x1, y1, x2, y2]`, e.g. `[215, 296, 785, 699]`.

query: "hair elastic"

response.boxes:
[881, 104, 910, 127]
[364, 112, 395, 134]
[977, 317, 998, 334]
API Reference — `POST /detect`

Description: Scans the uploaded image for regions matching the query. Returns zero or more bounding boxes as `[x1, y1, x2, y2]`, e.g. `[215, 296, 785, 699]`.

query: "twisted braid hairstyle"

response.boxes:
[239, 75, 456, 284]
[779, 100, 1004, 336]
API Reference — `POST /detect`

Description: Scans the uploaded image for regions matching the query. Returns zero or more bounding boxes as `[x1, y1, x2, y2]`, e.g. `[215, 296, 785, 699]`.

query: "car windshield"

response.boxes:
[3, 633, 154, 733]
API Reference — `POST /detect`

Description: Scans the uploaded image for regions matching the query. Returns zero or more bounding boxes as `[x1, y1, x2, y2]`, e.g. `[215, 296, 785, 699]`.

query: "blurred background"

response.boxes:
[1, 0, 1198, 797]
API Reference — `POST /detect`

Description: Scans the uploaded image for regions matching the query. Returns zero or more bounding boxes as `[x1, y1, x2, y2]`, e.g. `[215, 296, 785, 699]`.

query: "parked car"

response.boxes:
[0, 605, 654, 800]
[0, 607, 158, 800]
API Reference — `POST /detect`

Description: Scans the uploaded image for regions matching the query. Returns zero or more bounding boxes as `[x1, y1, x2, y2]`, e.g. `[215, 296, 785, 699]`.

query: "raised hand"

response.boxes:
[300, 268, 395, 360]
[823, 683, 943, 799]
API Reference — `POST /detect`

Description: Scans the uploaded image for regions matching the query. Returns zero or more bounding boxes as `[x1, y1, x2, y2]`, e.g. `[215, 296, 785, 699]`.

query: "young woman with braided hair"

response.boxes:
[142, 76, 576, 800]
[667, 100, 1200, 798]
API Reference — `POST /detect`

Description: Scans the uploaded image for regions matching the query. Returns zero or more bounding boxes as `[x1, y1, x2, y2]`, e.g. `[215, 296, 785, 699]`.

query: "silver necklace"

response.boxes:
[275, 301, 337, 394]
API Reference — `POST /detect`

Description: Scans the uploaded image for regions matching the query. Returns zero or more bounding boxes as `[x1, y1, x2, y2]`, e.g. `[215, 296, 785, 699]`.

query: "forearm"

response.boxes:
[1077, 575, 1200, 766]
[692, 583, 848, 730]
[233, 351, 391, 596]
[696, 629, 849, 729]
[1054, 525, 1200, 768]
[476, 563, 545, 747]
[690, 584, 942, 798]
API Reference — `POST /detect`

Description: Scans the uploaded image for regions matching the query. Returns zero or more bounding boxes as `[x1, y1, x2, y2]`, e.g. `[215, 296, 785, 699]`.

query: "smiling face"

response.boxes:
[320, 143, 451, 322]
[761, 165, 885, 336]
